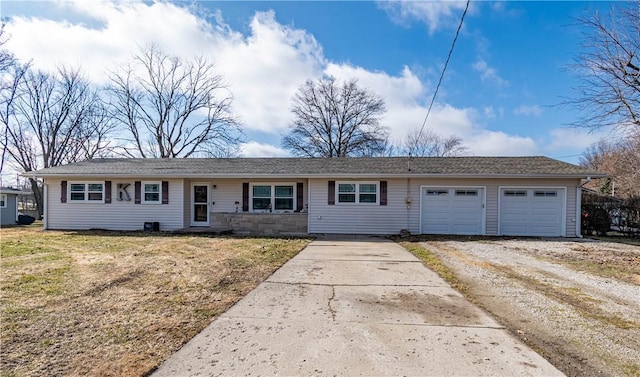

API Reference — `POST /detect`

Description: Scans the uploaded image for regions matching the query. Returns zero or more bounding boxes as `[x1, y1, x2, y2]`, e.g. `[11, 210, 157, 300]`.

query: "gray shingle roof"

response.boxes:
[24, 157, 604, 178]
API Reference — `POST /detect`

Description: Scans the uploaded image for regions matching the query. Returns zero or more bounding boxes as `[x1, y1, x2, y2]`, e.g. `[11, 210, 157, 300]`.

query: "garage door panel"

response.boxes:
[421, 187, 484, 235]
[499, 188, 564, 237]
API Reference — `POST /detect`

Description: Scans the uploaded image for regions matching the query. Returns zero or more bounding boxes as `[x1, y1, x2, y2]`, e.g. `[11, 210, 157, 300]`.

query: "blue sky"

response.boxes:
[1, 1, 615, 166]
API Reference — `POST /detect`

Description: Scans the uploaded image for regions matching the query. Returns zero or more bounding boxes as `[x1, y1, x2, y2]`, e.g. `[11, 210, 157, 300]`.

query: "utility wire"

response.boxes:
[416, 0, 470, 141]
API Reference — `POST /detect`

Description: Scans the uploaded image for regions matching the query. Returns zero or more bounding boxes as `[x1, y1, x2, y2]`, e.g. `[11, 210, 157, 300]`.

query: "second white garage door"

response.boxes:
[421, 187, 484, 235]
[499, 188, 565, 237]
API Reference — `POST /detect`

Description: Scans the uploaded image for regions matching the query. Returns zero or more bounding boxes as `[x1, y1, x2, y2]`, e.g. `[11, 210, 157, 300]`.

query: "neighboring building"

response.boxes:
[0, 187, 24, 226]
[23, 157, 605, 237]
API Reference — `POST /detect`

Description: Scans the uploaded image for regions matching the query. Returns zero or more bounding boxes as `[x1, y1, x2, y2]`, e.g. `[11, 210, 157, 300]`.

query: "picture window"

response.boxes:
[337, 182, 378, 204]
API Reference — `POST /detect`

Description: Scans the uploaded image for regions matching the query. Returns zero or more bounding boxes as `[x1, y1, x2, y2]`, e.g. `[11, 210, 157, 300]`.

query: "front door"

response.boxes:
[191, 184, 210, 226]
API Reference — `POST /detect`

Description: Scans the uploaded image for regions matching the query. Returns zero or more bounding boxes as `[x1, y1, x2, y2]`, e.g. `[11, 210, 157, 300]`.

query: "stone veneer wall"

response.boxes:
[210, 213, 308, 235]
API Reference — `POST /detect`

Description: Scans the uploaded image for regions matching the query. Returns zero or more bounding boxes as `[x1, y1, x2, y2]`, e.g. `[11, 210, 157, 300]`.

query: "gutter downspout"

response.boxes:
[576, 176, 592, 238]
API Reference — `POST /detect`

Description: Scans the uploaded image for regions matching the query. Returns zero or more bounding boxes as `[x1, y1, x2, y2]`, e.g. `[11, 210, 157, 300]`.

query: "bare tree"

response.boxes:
[1, 66, 114, 215]
[402, 128, 467, 157]
[107, 45, 242, 158]
[566, 2, 640, 137]
[282, 77, 389, 157]
[0, 21, 30, 178]
[580, 137, 640, 198]
[0, 22, 15, 72]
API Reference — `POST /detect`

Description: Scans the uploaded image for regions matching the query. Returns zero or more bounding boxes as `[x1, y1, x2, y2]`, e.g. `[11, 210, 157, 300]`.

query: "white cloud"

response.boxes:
[547, 128, 605, 152]
[472, 59, 509, 88]
[4, 0, 545, 159]
[465, 131, 539, 156]
[324, 62, 478, 144]
[215, 10, 325, 133]
[514, 105, 543, 117]
[240, 141, 288, 157]
[5, 1, 219, 84]
[378, 1, 472, 34]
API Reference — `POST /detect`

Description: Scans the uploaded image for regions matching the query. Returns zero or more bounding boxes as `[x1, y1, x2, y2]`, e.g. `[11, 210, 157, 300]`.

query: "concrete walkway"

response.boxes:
[153, 236, 563, 376]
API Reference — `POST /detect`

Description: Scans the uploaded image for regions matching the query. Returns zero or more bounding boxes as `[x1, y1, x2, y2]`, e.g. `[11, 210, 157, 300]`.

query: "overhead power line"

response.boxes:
[416, 0, 470, 141]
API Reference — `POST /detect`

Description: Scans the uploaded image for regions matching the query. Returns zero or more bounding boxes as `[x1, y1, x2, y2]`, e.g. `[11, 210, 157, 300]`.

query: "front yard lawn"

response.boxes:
[0, 225, 311, 376]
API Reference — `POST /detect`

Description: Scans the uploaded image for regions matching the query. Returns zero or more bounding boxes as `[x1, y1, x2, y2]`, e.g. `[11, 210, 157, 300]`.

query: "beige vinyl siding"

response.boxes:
[565, 184, 578, 237]
[211, 179, 244, 213]
[183, 179, 191, 228]
[45, 178, 184, 231]
[308, 178, 411, 234]
[210, 179, 308, 213]
[485, 185, 499, 235]
[310, 177, 581, 236]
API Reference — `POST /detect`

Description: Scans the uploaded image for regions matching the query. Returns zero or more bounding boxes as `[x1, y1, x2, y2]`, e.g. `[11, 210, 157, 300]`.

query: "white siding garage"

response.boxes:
[499, 187, 565, 237]
[421, 187, 485, 235]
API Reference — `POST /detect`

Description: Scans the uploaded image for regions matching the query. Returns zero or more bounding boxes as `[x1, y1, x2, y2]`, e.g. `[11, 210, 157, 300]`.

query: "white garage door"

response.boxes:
[421, 187, 484, 235]
[499, 188, 564, 236]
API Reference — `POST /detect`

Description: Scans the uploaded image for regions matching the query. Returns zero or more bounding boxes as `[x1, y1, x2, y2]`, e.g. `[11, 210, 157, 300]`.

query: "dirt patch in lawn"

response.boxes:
[0, 226, 311, 377]
[401, 237, 640, 377]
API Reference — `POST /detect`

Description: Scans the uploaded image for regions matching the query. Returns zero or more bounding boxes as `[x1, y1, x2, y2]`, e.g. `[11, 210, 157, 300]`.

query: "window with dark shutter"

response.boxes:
[162, 181, 169, 204]
[242, 182, 249, 212]
[61, 181, 67, 203]
[134, 181, 141, 204]
[380, 181, 387, 206]
[328, 181, 335, 205]
[296, 182, 304, 212]
[105, 181, 112, 203]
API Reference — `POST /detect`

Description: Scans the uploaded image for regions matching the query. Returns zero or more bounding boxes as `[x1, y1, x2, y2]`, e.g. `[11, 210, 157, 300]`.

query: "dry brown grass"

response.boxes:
[0, 225, 311, 377]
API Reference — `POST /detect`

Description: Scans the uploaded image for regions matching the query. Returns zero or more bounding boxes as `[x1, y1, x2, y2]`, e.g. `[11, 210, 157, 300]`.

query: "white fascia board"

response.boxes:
[18, 173, 605, 180]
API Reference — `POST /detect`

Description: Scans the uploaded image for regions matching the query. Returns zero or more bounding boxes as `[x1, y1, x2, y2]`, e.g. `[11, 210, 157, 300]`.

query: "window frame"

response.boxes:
[534, 190, 558, 197]
[336, 181, 379, 205]
[0, 194, 6, 208]
[141, 181, 162, 204]
[68, 181, 105, 203]
[249, 183, 296, 212]
[504, 190, 527, 197]
[455, 190, 478, 196]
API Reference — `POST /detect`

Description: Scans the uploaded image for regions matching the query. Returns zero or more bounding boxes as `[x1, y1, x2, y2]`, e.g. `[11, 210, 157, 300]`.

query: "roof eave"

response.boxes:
[22, 172, 606, 179]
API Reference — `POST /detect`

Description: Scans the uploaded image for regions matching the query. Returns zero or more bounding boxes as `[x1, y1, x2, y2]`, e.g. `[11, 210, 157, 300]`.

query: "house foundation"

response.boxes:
[210, 213, 308, 235]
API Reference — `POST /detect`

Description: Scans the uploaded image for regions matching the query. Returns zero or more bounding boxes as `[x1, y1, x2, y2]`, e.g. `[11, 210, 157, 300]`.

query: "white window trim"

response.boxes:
[249, 182, 297, 213]
[69, 181, 105, 203]
[336, 181, 379, 205]
[0, 194, 6, 208]
[141, 181, 162, 205]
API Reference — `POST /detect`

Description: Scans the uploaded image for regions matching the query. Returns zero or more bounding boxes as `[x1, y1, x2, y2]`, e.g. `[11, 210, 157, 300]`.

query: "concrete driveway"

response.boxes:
[153, 236, 563, 376]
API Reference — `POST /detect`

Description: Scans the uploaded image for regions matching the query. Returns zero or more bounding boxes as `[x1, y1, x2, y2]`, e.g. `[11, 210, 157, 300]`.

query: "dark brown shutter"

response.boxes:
[134, 181, 141, 204]
[161, 181, 169, 204]
[296, 182, 304, 212]
[328, 180, 335, 205]
[104, 181, 112, 203]
[242, 182, 249, 212]
[60, 181, 67, 203]
[380, 181, 387, 206]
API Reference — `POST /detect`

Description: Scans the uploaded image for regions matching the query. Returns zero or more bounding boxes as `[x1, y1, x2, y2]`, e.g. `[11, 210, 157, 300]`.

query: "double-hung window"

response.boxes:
[337, 182, 378, 204]
[251, 184, 294, 211]
[142, 182, 161, 204]
[69, 182, 104, 202]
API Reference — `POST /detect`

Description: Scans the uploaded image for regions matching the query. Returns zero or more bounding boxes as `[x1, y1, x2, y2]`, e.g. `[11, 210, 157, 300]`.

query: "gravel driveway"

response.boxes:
[420, 238, 640, 377]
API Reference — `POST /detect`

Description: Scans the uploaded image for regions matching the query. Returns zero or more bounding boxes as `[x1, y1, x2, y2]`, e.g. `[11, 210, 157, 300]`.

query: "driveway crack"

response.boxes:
[328, 285, 337, 321]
